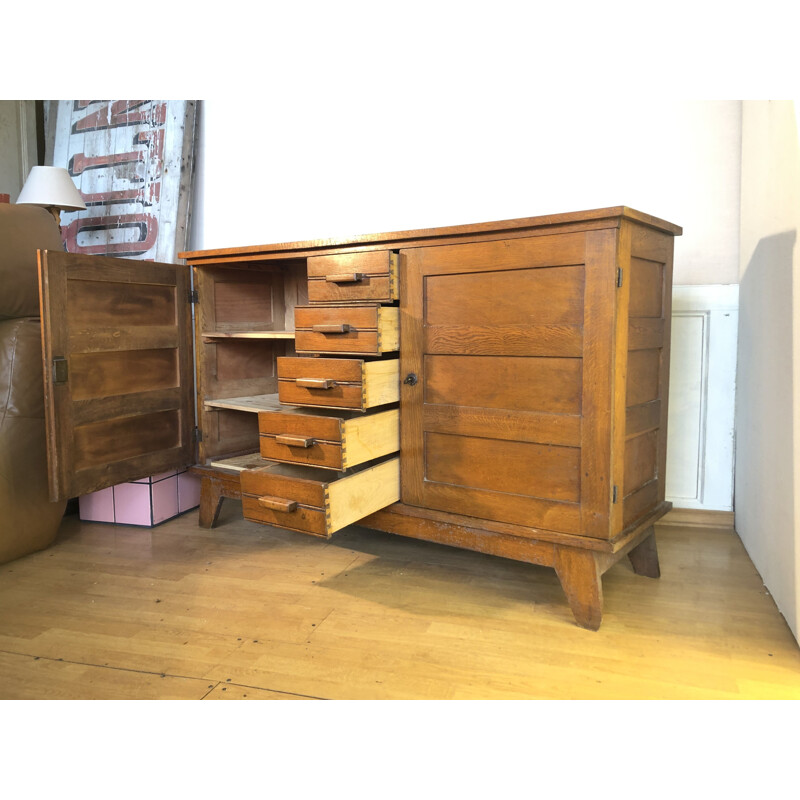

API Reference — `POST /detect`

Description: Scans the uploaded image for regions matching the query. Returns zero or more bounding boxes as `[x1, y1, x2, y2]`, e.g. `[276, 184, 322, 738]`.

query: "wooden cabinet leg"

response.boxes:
[199, 477, 225, 529]
[553, 547, 603, 631]
[627, 526, 660, 578]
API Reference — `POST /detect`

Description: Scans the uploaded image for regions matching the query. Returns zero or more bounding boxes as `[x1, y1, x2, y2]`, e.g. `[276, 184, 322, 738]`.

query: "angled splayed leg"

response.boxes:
[553, 547, 603, 631]
[198, 477, 225, 528]
[627, 526, 660, 578]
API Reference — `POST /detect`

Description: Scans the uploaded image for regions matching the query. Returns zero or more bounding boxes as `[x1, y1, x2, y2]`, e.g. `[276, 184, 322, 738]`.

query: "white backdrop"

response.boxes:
[190, 100, 741, 288]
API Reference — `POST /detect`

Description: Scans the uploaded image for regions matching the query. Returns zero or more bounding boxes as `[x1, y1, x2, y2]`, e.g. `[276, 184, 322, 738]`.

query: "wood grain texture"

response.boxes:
[192, 465, 242, 527]
[580, 228, 616, 538]
[37, 208, 682, 637]
[422, 404, 582, 448]
[553, 547, 603, 631]
[240, 458, 400, 537]
[424, 355, 582, 414]
[5, 511, 796, 700]
[425, 265, 584, 324]
[38, 250, 194, 501]
[180, 206, 682, 262]
[194, 265, 296, 463]
[260, 436, 345, 470]
[293, 305, 399, 356]
[610, 221, 632, 537]
[626, 349, 661, 407]
[424, 432, 581, 502]
[627, 527, 661, 578]
[307, 250, 394, 277]
[624, 431, 659, 496]
[307, 251, 398, 303]
[276, 357, 385, 411]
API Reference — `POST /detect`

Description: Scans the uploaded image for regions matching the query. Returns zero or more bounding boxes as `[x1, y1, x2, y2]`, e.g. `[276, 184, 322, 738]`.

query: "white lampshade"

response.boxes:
[16, 166, 86, 211]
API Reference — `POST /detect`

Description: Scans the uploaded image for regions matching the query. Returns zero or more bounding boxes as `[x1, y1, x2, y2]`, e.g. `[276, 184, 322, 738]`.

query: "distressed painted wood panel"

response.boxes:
[52, 100, 197, 262]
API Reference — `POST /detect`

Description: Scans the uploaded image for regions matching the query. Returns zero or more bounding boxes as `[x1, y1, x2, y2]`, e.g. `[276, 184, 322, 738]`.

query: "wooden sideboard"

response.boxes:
[38, 206, 681, 629]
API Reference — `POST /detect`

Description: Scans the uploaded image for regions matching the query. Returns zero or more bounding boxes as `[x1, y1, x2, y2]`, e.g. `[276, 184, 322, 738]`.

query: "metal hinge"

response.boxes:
[616, 267, 623, 288]
[189, 289, 199, 304]
[193, 427, 203, 443]
[612, 485, 619, 503]
[52, 356, 68, 384]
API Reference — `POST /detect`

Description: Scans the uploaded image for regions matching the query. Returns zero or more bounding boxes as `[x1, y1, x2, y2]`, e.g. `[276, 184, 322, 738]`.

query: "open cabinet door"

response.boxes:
[38, 250, 195, 502]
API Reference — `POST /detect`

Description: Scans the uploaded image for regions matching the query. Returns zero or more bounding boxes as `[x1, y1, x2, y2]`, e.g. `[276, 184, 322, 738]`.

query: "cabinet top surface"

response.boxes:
[179, 206, 682, 263]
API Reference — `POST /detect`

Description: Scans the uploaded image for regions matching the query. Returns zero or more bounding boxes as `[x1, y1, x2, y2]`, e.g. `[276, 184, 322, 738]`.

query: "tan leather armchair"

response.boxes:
[0, 204, 68, 563]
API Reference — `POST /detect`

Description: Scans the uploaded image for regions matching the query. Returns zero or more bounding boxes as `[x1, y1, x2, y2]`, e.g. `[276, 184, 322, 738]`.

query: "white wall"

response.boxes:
[190, 100, 741, 286]
[736, 100, 800, 641]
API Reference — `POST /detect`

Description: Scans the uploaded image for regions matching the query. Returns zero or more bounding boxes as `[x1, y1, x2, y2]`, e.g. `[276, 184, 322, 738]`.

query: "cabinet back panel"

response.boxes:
[214, 280, 276, 328]
[425, 431, 580, 502]
[217, 408, 260, 442]
[201, 409, 261, 462]
[195, 266, 290, 333]
[214, 340, 277, 382]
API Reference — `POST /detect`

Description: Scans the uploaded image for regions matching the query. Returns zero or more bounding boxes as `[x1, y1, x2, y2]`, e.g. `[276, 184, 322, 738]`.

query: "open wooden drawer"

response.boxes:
[240, 457, 400, 538]
[306, 251, 399, 304]
[258, 405, 399, 470]
[277, 356, 400, 411]
[294, 305, 399, 356]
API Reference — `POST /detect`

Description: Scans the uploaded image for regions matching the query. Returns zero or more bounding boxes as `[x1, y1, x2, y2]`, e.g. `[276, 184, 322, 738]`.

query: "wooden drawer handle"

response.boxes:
[325, 273, 365, 283]
[275, 434, 315, 448]
[257, 495, 298, 513]
[311, 324, 351, 334]
[295, 378, 336, 390]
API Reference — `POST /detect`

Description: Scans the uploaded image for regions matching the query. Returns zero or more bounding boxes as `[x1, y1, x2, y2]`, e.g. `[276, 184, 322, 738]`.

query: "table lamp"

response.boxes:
[16, 166, 86, 226]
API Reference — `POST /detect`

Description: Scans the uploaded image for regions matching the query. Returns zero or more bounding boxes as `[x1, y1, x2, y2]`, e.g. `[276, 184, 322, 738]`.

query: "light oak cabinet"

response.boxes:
[38, 206, 680, 629]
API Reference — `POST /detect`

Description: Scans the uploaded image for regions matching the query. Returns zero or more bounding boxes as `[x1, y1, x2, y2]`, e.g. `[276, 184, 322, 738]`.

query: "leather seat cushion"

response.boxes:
[0, 204, 64, 320]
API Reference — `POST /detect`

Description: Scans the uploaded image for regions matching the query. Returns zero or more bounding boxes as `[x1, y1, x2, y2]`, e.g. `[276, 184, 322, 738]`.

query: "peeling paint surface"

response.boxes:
[53, 100, 196, 262]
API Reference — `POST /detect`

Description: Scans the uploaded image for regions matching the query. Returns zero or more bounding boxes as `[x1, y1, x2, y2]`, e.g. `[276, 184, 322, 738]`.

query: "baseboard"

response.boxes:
[658, 507, 735, 529]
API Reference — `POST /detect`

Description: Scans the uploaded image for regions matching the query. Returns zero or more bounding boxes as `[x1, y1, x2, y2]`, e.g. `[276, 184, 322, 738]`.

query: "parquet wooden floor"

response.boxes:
[1, 502, 798, 700]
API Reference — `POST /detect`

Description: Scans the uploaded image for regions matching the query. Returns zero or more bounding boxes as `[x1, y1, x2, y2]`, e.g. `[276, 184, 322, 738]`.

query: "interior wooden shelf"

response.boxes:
[207, 453, 274, 472]
[201, 331, 295, 340]
[203, 394, 283, 413]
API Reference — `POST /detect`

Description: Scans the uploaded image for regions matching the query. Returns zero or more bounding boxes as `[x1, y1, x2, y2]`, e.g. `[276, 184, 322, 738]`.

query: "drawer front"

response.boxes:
[241, 458, 400, 538]
[258, 408, 344, 470]
[294, 305, 398, 356]
[307, 251, 398, 304]
[277, 357, 399, 411]
[278, 380, 366, 410]
[259, 436, 345, 470]
[258, 407, 399, 470]
[277, 356, 364, 382]
[242, 494, 329, 536]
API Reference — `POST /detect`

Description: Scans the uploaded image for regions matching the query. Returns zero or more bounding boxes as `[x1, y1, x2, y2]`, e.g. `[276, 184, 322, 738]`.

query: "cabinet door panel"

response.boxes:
[38, 250, 194, 501]
[400, 232, 616, 538]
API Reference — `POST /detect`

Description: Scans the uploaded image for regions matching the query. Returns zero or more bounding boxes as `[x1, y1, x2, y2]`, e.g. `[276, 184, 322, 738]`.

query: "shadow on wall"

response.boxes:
[735, 229, 797, 635]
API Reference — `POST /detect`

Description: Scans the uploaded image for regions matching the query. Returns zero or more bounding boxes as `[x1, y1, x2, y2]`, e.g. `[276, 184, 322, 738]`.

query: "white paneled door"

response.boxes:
[666, 285, 739, 511]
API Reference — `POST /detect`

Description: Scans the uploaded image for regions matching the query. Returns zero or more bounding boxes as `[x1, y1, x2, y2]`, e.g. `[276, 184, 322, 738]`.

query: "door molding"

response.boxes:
[666, 284, 738, 511]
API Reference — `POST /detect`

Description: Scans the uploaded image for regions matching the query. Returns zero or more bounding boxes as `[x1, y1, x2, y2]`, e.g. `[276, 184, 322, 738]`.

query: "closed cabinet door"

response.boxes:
[399, 230, 619, 538]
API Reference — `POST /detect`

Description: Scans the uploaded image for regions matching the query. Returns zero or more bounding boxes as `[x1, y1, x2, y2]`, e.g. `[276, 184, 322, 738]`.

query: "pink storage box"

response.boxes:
[79, 469, 201, 527]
